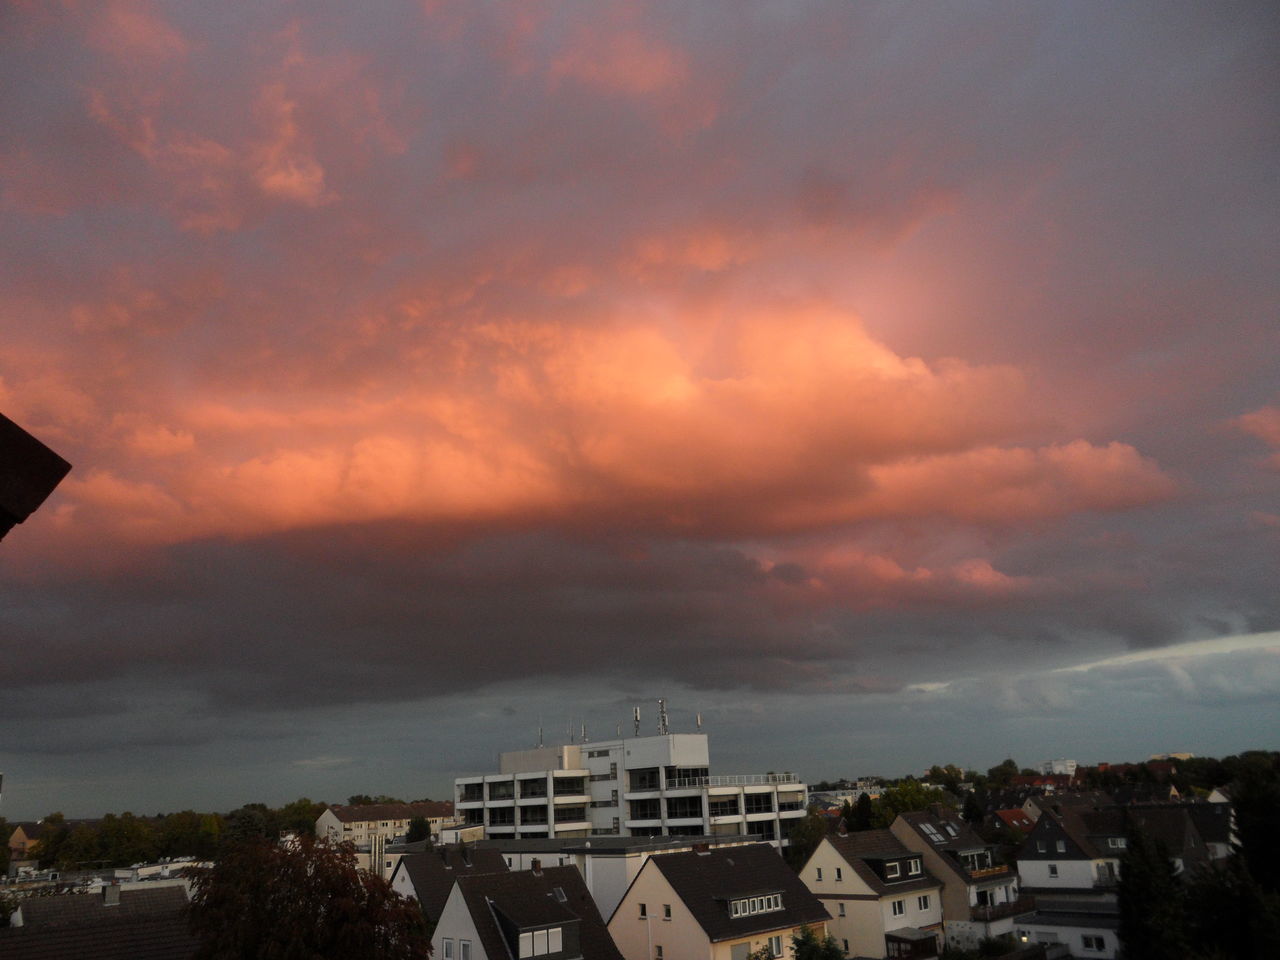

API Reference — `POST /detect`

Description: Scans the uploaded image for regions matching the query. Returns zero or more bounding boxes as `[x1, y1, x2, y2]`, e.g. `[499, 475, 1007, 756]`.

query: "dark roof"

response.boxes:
[0, 912, 196, 960]
[19, 886, 188, 928]
[645, 844, 829, 942]
[396, 846, 509, 921]
[477, 835, 754, 856]
[454, 865, 622, 960]
[1019, 806, 1210, 863]
[1184, 803, 1233, 845]
[326, 801, 454, 823]
[0, 886, 194, 960]
[897, 809, 989, 853]
[823, 830, 940, 897]
[0, 412, 72, 536]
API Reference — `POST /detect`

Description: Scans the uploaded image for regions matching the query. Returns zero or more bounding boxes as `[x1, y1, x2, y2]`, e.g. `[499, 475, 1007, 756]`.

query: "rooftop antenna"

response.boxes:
[657, 698, 669, 736]
[538, 717, 544, 748]
[633, 706, 641, 737]
[581, 722, 587, 743]
[696, 712, 702, 730]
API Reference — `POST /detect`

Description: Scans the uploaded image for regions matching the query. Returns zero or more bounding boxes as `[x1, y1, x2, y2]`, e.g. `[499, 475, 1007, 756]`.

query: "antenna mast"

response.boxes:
[657, 698, 669, 736]
[633, 706, 641, 737]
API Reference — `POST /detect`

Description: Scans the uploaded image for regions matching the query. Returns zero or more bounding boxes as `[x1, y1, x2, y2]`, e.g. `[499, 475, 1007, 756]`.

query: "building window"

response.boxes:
[460, 941, 471, 960]
[663, 904, 672, 920]
[838, 903, 846, 917]
[908, 859, 921, 875]
[1056, 840, 1066, 853]
[767, 935, 782, 957]
[886, 862, 901, 878]
[639, 903, 647, 918]
[442, 939, 454, 960]
[917, 895, 930, 911]
[1048, 864, 1058, 878]
[843, 941, 849, 953]
[892, 899, 905, 917]
[835, 867, 843, 881]
[1036, 841, 1046, 853]
[1082, 935, 1105, 951]
[730, 894, 783, 917]
[518, 928, 563, 958]
[1108, 837, 1126, 849]
[816, 867, 823, 881]
[655, 948, 663, 960]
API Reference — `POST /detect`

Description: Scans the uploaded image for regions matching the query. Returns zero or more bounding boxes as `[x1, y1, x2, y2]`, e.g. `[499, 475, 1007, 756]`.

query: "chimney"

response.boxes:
[103, 884, 121, 907]
[531, 858, 542, 876]
[837, 819, 848, 837]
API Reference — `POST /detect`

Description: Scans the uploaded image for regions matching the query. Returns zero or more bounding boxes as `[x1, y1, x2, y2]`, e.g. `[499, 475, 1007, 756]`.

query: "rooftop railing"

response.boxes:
[666, 773, 801, 789]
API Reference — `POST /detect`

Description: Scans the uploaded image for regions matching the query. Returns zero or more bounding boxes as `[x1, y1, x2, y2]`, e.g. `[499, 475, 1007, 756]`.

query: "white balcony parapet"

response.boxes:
[666, 773, 801, 789]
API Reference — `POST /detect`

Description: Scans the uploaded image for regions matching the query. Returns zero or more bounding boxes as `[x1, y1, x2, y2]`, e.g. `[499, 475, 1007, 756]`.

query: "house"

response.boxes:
[799, 827, 944, 959]
[607, 843, 830, 960]
[456, 732, 806, 845]
[890, 807, 1026, 951]
[1012, 898, 1119, 959]
[0, 884, 196, 960]
[433, 863, 623, 960]
[315, 801, 455, 872]
[993, 810, 1036, 837]
[474, 833, 758, 919]
[390, 844, 509, 925]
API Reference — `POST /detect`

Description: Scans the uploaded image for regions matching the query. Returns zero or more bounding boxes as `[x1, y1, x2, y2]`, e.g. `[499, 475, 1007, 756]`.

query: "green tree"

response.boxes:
[1117, 821, 1190, 960]
[222, 807, 268, 846]
[791, 924, 843, 960]
[187, 835, 430, 959]
[57, 823, 103, 869]
[986, 759, 1019, 789]
[31, 813, 69, 867]
[1184, 857, 1280, 959]
[98, 812, 159, 866]
[785, 806, 828, 870]
[405, 817, 432, 844]
[872, 782, 952, 828]
[852, 792, 874, 831]
[277, 798, 326, 837]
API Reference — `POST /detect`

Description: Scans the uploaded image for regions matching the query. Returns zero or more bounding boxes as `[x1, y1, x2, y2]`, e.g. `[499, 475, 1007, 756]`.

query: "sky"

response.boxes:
[1, 1, 1278, 820]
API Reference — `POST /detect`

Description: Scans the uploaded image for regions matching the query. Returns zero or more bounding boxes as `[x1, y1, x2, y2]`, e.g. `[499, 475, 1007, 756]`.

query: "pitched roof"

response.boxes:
[453, 865, 622, 960]
[396, 845, 509, 921]
[326, 801, 454, 824]
[823, 830, 940, 897]
[0, 886, 194, 960]
[994, 810, 1035, 833]
[896, 808, 988, 853]
[646, 843, 829, 943]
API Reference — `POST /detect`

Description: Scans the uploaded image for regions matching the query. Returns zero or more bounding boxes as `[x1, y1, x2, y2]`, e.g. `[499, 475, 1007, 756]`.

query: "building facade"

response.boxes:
[455, 733, 806, 845]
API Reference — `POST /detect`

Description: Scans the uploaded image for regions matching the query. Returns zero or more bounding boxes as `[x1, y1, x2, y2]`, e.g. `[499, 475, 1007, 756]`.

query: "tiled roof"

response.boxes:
[326, 801, 454, 824]
[824, 831, 940, 897]
[397, 845, 508, 921]
[994, 810, 1035, 833]
[647, 844, 829, 943]
[19, 886, 188, 928]
[897, 809, 988, 853]
[454, 865, 622, 960]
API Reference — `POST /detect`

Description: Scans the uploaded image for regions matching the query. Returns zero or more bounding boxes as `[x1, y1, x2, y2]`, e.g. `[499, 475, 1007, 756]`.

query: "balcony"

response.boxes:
[968, 864, 1013, 881]
[970, 895, 1036, 924]
[666, 773, 801, 789]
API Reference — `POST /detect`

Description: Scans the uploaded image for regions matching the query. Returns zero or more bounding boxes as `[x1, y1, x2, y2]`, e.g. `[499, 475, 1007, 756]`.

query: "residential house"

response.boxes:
[0, 884, 196, 960]
[433, 863, 623, 960]
[390, 844, 509, 926]
[315, 801, 455, 872]
[456, 733, 806, 845]
[890, 807, 1026, 951]
[799, 827, 944, 959]
[607, 843, 830, 960]
[475, 834, 758, 919]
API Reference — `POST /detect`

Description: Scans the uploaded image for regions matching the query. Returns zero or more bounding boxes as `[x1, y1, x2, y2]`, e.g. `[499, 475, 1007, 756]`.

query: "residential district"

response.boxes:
[1, 717, 1276, 960]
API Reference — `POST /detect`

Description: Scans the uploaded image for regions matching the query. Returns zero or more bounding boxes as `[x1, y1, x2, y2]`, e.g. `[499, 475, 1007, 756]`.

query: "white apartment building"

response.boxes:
[455, 732, 806, 846]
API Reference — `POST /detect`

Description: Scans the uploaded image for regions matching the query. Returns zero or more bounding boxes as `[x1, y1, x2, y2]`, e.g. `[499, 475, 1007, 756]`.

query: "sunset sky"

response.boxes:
[2, 1, 1278, 819]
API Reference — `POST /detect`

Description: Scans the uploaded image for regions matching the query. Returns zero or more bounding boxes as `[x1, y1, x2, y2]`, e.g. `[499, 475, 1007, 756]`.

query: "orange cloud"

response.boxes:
[1237, 405, 1280, 469]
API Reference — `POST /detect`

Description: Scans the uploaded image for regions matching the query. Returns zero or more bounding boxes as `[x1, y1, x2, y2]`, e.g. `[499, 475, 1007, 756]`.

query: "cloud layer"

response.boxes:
[1, 1, 1276, 814]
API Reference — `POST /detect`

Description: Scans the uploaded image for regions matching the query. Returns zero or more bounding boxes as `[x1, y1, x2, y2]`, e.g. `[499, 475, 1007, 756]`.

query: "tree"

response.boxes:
[872, 782, 952, 828]
[57, 823, 102, 869]
[852, 792, 873, 831]
[277, 798, 326, 837]
[986, 759, 1019, 789]
[222, 807, 268, 846]
[187, 835, 430, 960]
[1117, 821, 1190, 960]
[405, 817, 432, 844]
[785, 806, 828, 870]
[791, 924, 843, 960]
[31, 812, 69, 867]
[0, 817, 9, 876]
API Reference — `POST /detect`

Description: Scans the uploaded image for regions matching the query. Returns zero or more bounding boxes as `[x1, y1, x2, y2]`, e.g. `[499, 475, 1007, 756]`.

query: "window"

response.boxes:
[917, 895, 930, 911]
[1082, 935, 1105, 951]
[838, 903, 846, 917]
[730, 894, 783, 917]
[1048, 864, 1058, 878]
[663, 904, 672, 920]
[816, 867, 823, 881]
[843, 941, 849, 953]
[908, 859, 921, 875]
[442, 940, 454, 960]
[639, 903, 647, 918]
[892, 899, 905, 917]
[835, 867, 843, 881]
[1055, 840, 1066, 853]
[1036, 841, 1046, 853]
[886, 862, 901, 878]
[460, 942, 471, 960]
[767, 935, 782, 958]
[518, 928, 563, 958]
[1108, 837, 1127, 849]
[655, 948, 663, 960]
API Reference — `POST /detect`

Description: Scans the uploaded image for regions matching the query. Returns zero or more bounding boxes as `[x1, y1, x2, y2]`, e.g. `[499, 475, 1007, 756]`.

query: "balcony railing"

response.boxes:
[667, 773, 801, 789]
[968, 864, 1013, 880]
[970, 895, 1035, 923]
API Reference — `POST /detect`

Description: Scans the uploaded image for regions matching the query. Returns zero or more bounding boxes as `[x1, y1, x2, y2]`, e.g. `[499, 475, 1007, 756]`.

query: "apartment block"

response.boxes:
[455, 733, 806, 846]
